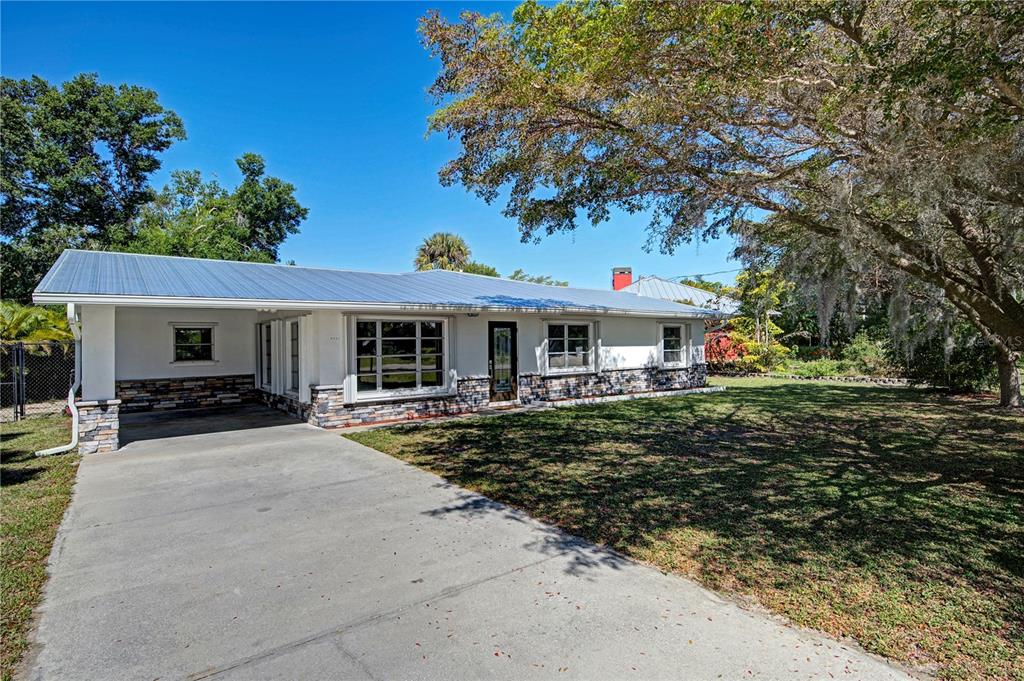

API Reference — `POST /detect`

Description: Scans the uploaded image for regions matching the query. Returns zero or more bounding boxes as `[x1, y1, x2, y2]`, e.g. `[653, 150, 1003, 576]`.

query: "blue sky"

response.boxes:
[1, 1, 738, 289]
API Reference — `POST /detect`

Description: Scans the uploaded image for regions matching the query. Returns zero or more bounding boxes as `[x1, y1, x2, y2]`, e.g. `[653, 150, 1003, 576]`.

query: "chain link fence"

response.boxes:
[1, 341, 76, 423]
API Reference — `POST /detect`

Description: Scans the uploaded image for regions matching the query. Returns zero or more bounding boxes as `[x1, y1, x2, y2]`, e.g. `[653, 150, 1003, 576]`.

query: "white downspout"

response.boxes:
[36, 304, 81, 457]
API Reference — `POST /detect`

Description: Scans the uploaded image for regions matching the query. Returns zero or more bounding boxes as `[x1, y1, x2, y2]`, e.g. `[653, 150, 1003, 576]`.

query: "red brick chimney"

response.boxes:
[612, 267, 633, 291]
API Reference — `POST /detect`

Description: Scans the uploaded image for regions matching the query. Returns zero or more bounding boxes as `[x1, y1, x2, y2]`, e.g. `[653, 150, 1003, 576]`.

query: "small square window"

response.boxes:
[174, 327, 213, 362]
[546, 322, 592, 372]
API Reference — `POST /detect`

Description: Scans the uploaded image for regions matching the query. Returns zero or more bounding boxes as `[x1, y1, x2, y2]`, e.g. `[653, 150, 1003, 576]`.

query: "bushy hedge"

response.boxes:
[886, 326, 999, 393]
[711, 325, 1005, 393]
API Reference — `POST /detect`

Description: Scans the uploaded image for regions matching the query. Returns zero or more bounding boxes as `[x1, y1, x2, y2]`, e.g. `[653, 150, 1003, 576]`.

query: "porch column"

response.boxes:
[305, 311, 346, 427]
[314, 310, 345, 386]
[78, 304, 120, 453]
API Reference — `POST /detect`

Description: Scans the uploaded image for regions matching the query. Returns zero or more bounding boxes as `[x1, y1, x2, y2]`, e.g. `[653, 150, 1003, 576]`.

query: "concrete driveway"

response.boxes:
[24, 406, 910, 680]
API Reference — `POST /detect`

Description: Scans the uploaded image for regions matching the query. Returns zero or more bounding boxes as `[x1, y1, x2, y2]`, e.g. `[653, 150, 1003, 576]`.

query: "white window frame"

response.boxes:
[658, 322, 691, 368]
[352, 317, 450, 401]
[258, 321, 274, 390]
[543, 320, 596, 375]
[286, 318, 301, 395]
[169, 322, 218, 365]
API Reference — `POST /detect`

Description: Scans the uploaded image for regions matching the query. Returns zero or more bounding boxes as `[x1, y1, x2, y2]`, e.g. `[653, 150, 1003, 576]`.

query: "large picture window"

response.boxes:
[547, 322, 592, 371]
[173, 326, 214, 362]
[356, 320, 444, 393]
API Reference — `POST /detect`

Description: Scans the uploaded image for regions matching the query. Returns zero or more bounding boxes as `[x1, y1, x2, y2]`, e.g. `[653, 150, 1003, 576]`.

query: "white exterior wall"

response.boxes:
[106, 306, 706, 405]
[81, 304, 117, 400]
[597, 316, 660, 369]
[450, 313, 704, 376]
[115, 307, 257, 380]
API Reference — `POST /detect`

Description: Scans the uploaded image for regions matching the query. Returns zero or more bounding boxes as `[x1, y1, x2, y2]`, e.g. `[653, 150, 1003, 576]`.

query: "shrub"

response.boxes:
[735, 339, 791, 373]
[784, 358, 849, 377]
[790, 345, 833, 361]
[841, 331, 897, 377]
[887, 326, 999, 393]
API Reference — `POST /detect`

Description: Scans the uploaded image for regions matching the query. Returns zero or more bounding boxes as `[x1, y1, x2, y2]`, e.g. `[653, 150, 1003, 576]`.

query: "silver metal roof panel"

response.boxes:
[34, 250, 722, 317]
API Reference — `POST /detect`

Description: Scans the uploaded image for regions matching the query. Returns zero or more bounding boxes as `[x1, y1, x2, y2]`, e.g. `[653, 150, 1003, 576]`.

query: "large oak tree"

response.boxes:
[1, 73, 185, 300]
[421, 0, 1024, 406]
[2, 74, 308, 301]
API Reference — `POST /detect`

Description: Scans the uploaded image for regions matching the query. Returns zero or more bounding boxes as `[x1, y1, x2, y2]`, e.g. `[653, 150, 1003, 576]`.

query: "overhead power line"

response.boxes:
[667, 267, 743, 281]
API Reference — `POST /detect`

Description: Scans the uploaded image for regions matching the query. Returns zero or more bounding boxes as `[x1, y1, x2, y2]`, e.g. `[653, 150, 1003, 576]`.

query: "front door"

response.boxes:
[488, 321, 518, 401]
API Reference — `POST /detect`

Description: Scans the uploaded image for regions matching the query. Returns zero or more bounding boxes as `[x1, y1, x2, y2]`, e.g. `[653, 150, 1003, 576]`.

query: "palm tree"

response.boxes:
[414, 232, 471, 271]
[0, 301, 73, 342]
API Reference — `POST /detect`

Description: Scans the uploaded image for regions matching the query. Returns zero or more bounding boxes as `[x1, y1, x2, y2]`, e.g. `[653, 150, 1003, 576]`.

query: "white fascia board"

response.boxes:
[32, 292, 721, 319]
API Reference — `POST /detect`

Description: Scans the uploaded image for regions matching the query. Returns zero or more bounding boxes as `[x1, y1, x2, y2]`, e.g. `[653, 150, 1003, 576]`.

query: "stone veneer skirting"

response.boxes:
[307, 376, 490, 429]
[300, 366, 707, 429]
[518, 364, 707, 403]
[77, 399, 120, 454]
[257, 390, 312, 421]
[117, 374, 258, 413]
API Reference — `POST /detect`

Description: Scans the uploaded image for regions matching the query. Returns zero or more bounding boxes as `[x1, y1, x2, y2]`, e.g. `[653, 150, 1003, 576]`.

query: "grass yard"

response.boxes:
[348, 377, 1024, 680]
[0, 415, 78, 681]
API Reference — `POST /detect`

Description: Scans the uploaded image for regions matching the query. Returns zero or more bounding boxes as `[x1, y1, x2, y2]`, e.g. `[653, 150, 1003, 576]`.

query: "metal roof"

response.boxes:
[619, 276, 740, 315]
[34, 250, 723, 318]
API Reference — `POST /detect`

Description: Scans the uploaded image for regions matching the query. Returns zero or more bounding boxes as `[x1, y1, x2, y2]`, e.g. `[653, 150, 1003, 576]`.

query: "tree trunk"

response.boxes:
[996, 351, 1023, 408]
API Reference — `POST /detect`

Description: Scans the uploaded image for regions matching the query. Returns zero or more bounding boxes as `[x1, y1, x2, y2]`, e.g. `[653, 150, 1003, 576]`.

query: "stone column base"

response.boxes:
[77, 399, 121, 454]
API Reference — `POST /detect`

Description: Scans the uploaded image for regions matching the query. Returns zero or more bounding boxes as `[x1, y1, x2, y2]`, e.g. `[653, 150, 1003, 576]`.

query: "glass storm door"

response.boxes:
[488, 322, 517, 401]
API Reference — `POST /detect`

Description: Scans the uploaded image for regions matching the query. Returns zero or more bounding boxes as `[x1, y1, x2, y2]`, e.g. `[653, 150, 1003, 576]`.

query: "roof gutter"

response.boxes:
[32, 293, 726, 319]
[35, 304, 80, 457]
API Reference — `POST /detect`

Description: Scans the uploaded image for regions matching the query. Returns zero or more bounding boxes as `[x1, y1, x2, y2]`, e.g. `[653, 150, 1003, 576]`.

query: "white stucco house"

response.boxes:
[34, 250, 723, 453]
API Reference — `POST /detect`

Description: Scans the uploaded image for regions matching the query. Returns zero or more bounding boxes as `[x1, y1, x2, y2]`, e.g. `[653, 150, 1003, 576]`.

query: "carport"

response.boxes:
[118, 403, 299, 448]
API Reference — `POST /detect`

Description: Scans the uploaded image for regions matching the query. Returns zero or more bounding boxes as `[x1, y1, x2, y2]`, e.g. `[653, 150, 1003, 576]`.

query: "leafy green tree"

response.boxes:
[678, 278, 730, 297]
[462, 261, 500, 277]
[232, 154, 307, 261]
[508, 269, 567, 286]
[1, 73, 186, 300]
[421, 1, 1024, 406]
[734, 270, 790, 346]
[414, 232, 471, 271]
[0, 301, 72, 342]
[113, 155, 307, 263]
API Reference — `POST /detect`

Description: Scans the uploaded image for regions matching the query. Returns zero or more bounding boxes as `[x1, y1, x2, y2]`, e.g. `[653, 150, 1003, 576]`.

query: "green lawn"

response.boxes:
[347, 377, 1024, 680]
[0, 415, 78, 681]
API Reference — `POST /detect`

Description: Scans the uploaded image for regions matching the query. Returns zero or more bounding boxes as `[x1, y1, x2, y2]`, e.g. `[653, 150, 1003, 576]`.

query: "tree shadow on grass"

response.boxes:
[370, 382, 1024, 615]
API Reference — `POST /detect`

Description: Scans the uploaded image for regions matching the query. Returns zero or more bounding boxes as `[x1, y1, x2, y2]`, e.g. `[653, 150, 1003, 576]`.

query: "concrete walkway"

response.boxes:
[24, 406, 911, 680]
